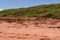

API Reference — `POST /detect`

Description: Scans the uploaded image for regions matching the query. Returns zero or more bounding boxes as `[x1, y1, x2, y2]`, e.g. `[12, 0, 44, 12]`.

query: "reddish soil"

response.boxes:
[0, 18, 60, 40]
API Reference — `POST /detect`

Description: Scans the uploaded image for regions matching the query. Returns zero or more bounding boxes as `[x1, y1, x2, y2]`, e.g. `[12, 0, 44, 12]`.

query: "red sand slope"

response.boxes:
[0, 18, 60, 40]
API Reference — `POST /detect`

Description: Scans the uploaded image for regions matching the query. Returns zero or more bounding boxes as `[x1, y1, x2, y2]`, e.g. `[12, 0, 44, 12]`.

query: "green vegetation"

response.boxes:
[0, 3, 60, 19]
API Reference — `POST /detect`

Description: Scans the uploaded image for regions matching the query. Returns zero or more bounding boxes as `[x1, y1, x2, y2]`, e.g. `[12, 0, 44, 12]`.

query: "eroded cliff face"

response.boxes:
[0, 18, 60, 28]
[0, 18, 60, 40]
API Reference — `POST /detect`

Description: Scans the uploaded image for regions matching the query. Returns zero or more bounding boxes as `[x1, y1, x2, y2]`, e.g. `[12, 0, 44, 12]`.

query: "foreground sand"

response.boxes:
[0, 18, 60, 40]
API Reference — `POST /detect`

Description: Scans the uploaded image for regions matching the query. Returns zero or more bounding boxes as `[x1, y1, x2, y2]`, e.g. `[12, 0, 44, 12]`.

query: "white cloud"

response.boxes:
[0, 9, 3, 11]
[43, 2, 49, 4]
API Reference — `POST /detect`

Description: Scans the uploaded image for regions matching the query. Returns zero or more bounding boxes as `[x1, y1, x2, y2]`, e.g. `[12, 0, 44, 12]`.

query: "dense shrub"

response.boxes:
[0, 3, 60, 19]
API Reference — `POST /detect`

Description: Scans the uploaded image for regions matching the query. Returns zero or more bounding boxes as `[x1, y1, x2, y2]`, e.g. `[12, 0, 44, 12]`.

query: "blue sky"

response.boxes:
[0, 0, 60, 9]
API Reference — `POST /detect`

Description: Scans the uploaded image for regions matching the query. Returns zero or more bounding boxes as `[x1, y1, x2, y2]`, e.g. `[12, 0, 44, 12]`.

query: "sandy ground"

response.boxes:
[0, 18, 60, 40]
